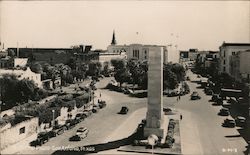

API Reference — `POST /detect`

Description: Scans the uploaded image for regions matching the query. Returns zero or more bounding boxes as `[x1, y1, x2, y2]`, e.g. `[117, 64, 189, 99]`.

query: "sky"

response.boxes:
[0, 1, 249, 51]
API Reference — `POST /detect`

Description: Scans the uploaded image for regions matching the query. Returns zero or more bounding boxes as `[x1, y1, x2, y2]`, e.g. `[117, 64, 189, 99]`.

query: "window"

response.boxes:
[19, 127, 25, 134]
[223, 60, 226, 64]
[232, 52, 235, 55]
[223, 67, 226, 72]
[224, 50, 225, 57]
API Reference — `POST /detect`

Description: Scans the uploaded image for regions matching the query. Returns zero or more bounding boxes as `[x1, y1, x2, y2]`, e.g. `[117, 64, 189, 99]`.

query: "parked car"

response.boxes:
[82, 110, 92, 117]
[52, 125, 67, 135]
[30, 132, 50, 146]
[228, 97, 238, 104]
[65, 119, 78, 130]
[76, 127, 89, 139]
[123, 88, 134, 94]
[205, 87, 213, 95]
[75, 113, 87, 121]
[47, 130, 57, 138]
[92, 106, 100, 113]
[167, 91, 178, 97]
[218, 107, 230, 116]
[163, 107, 176, 115]
[223, 118, 236, 128]
[235, 116, 246, 127]
[191, 91, 201, 100]
[119, 106, 129, 114]
[211, 94, 221, 102]
[69, 135, 81, 141]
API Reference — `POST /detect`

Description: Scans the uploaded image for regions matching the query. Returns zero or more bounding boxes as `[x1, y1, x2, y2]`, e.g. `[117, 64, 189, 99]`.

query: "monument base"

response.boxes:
[144, 127, 164, 139]
[144, 115, 168, 143]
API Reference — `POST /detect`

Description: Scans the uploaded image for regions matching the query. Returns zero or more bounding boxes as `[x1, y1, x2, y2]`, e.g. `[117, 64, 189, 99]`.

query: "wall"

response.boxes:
[8, 48, 74, 65]
[14, 58, 28, 67]
[219, 45, 250, 75]
[0, 117, 38, 150]
[0, 109, 15, 119]
[239, 51, 250, 76]
[98, 52, 127, 68]
[0, 67, 42, 88]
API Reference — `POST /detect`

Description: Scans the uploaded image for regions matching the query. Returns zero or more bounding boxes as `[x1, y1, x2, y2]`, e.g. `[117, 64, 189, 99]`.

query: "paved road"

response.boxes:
[19, 77, 147, 154]
[18, 71, 248, 155]
[167, 70, 248, 155]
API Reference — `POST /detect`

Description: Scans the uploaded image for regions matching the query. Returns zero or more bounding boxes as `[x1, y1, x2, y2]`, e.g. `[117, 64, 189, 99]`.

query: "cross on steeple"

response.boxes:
[111, 30, 117, 45]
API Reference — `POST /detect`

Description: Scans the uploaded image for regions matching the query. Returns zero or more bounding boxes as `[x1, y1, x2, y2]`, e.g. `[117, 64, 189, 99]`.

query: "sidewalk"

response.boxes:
[1, 133, 37, 154]
[178, 109, 204, 155]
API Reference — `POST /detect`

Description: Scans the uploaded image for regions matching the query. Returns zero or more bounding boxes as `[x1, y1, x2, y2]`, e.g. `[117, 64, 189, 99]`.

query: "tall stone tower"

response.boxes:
[144, 46, 166, 139]
[111, 30, 117, 45]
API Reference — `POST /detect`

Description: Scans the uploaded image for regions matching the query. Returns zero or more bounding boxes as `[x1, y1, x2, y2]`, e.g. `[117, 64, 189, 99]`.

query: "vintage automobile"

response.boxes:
[30, 132, 50, 146]
[76, 127, 89, 139]
[119, 106, 129, 114]
[223, 118, 236, 128]
[235, 116, 246, 127]
[191, 91, 201, 100]
[69, 135, 81, 141]
[218, 107, 230, 116]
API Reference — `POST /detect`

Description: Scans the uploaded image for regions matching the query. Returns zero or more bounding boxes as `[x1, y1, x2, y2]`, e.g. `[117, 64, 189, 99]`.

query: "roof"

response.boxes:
[221, 43, 250, 47]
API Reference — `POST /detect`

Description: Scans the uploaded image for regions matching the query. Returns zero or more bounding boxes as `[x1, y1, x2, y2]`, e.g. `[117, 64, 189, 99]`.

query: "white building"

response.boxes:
[219, 42, 250, 75]
[98, 52, 127, 69]
[107, 31, 178, 63]
[0, 67, 42, 88]
[230, 50, 250, 83]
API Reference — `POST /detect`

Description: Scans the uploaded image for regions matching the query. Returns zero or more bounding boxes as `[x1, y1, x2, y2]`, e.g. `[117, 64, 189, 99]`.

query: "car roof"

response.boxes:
[237, 116, 246, 120]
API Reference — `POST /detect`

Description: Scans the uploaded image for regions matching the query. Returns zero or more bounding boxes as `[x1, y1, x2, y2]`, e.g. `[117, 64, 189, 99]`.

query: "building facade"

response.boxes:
[0, 67, 42, 88]
[107, 44, 169, 63]
[0, 116, 38, 150]
[106, 31, 178, 63]
[179, 49, 199, 62]
[7, 47, 74, 65]
[219, 42, 250, 75]
[230, 50, 250, 83]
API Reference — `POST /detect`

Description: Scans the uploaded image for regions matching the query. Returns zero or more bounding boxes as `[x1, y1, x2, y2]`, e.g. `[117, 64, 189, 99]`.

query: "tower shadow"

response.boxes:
[52, 133, 137, 155]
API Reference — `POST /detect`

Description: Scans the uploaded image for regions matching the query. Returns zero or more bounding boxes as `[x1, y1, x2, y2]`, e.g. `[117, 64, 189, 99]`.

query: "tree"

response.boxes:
[171, 63, 186, 82]
[16, 79, 36, 103]
[30, 62, 43, 73]
[0, 74, 48, 110]
[111, 59, 130, 87]
[163, 64, 179, 90]
[102, 61, 111, 76]
[87, 61, 101, 77]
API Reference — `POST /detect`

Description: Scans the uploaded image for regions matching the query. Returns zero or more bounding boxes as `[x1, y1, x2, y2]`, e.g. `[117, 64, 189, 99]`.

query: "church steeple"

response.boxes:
[111, 30, 117, 45]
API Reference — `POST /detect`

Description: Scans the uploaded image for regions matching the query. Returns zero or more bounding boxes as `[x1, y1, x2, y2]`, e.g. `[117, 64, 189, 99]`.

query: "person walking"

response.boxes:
[180, 114, 183, 120]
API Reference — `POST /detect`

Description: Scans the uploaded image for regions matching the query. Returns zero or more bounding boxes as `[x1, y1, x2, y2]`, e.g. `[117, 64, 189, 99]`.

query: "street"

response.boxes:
[18, 71, 248, 155]
[169, 70, 248, 155]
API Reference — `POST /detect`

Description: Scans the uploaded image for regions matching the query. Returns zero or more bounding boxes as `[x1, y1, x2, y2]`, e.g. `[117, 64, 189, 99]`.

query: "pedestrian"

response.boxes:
[178, 95, 181, 100]
[177, 96, 179, 101]
[180, 114, 182, 120]
[100, 93, 102, 98]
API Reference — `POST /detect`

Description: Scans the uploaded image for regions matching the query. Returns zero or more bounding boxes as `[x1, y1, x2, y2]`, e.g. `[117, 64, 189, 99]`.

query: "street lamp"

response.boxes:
[52, 110, 55, 127]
